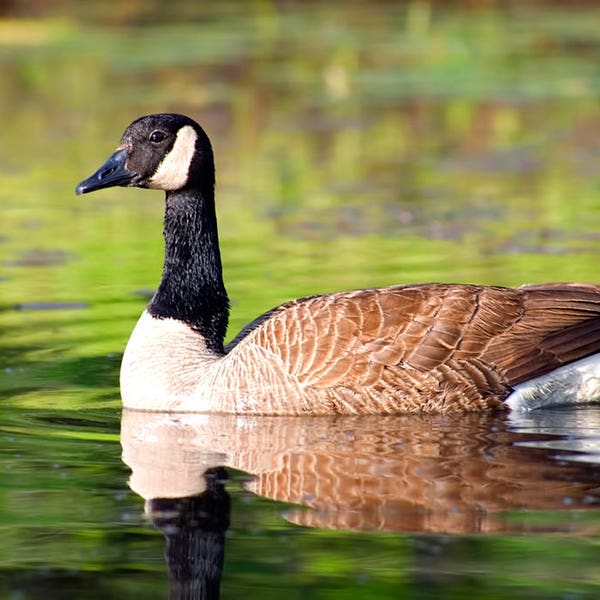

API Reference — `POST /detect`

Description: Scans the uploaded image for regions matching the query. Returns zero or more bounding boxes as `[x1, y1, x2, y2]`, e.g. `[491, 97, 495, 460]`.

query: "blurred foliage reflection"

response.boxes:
[1, 1, 600, 598]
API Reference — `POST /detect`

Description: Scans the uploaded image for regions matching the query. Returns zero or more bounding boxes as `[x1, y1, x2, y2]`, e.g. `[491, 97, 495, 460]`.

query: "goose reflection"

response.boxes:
[122, 408, 600, 598]
[146, 468, 229, 600]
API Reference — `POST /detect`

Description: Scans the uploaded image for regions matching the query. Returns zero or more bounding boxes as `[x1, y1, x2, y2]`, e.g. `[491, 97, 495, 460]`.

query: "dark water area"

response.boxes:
[2, 1, 600, 597]
[2, 407, 600, 598]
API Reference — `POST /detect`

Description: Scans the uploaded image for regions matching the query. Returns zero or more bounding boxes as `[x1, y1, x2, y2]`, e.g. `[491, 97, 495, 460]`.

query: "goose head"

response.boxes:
[76, 113, 228, 359]
[76, 113, 214, 195]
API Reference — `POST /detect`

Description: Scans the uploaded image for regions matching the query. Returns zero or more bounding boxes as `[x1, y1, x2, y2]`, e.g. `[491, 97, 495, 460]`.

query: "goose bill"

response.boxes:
[76, 148, 135, 194]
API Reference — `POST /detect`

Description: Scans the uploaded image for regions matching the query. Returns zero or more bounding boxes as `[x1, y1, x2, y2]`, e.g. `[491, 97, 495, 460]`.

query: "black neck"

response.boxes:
[148, 187, 229, 353]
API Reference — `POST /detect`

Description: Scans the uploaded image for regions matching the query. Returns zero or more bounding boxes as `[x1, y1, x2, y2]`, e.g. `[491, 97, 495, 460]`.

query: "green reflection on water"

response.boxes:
[1, 1, 600, 598]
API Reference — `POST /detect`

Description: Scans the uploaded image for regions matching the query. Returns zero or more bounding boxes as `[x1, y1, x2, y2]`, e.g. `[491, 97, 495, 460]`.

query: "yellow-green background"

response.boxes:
[1, 2, 600, 598]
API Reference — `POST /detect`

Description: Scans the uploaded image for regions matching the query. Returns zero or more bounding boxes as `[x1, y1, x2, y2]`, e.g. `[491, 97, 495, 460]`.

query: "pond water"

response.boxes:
[2, 1, 600, 598]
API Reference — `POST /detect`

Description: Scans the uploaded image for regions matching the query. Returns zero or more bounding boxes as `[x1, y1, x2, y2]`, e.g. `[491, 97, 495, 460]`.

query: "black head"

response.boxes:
[76, 113, 214, 195]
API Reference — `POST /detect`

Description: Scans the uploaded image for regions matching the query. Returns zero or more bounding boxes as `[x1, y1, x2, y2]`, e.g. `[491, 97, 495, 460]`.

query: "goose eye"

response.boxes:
[149, 130, 165, 143]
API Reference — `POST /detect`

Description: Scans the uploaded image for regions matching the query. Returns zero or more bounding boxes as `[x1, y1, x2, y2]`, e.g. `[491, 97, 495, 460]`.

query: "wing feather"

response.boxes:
[230, 282, 600, 402]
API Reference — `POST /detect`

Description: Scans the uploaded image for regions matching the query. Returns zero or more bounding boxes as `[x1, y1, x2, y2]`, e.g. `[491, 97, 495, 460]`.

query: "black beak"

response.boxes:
[76, 148, 135, 195]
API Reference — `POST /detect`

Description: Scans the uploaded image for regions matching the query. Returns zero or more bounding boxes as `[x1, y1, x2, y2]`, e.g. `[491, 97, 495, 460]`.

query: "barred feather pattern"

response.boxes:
[215, 282, 600, 414]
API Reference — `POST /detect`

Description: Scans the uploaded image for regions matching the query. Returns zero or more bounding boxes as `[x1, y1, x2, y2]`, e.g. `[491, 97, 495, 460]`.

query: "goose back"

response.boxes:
[209, 282, 600, 414]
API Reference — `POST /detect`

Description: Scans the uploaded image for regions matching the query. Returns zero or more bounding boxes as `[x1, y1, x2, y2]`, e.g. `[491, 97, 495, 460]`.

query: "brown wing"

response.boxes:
[482, 282, 600, 383]
[239, 282, 600, 387]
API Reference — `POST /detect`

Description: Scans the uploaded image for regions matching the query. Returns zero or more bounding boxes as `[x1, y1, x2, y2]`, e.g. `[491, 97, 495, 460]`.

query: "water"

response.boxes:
[3, 408, 600, 598]
[2, 1, 600, 597]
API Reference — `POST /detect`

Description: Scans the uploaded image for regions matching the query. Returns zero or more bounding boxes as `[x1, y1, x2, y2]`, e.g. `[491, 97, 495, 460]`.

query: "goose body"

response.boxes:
[76, 114, 600, 414]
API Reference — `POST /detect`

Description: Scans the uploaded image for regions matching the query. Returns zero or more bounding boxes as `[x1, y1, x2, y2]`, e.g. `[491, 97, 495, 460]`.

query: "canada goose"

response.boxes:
[76, 113, 600, 414]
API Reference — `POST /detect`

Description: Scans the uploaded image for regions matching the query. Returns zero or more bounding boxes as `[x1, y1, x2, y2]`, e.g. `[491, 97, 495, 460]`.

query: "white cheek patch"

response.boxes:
[148, 125, 198, 190]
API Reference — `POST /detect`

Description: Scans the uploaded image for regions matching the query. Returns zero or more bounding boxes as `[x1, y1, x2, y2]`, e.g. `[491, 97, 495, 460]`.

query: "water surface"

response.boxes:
[2, 1, 600, 598]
